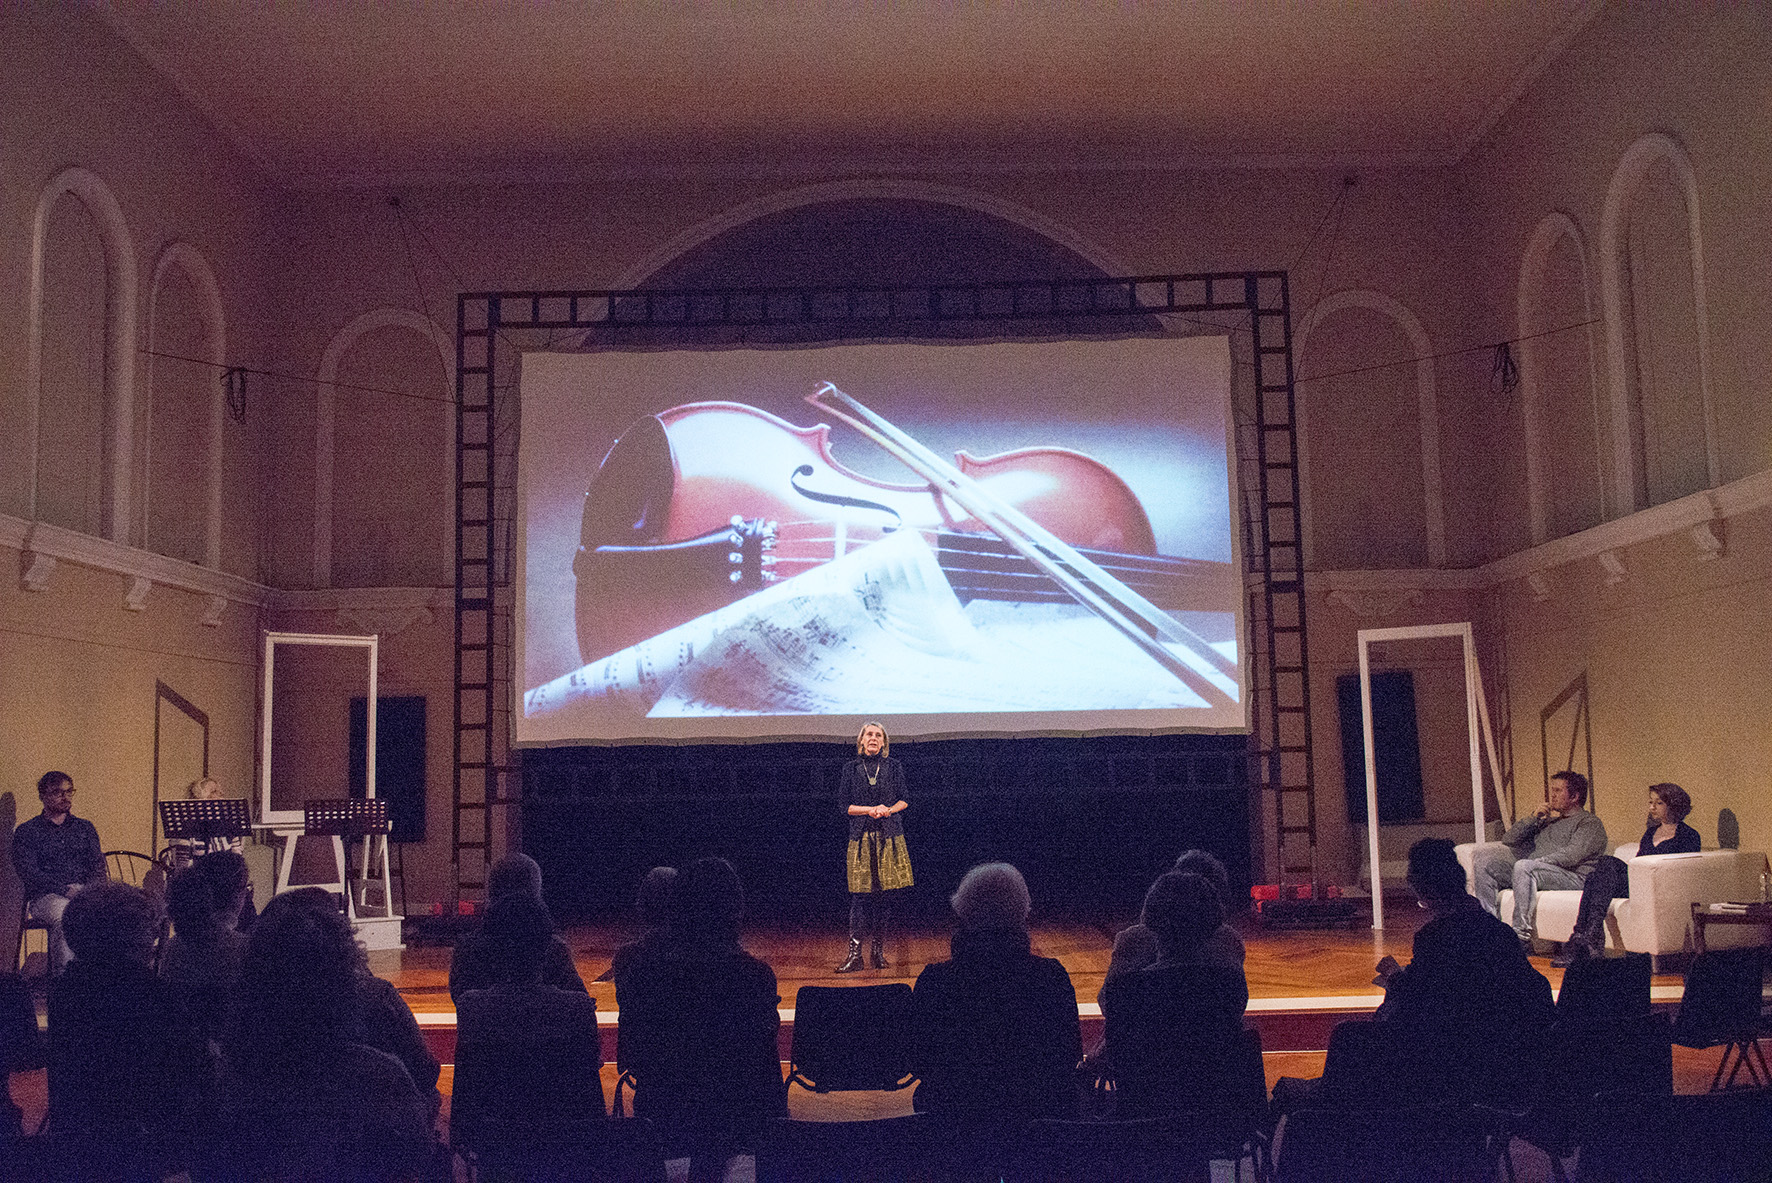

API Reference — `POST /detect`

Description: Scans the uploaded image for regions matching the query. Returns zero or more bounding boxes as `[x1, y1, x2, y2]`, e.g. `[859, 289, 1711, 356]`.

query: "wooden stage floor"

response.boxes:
[379, 906, 1723, 1096]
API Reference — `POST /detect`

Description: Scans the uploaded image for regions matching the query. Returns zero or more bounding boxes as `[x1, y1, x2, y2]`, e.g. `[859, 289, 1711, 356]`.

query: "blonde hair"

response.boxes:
[855, 722, 889, 757]
[187, 777, 222, 800]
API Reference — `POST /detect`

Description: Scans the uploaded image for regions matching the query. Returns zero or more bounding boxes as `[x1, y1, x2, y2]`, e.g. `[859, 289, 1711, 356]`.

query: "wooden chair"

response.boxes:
[15, 902, 49, 974]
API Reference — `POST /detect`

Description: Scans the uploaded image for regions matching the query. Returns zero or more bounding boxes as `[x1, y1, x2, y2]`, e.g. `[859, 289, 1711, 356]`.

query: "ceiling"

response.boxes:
[95, 0, 1603, 190]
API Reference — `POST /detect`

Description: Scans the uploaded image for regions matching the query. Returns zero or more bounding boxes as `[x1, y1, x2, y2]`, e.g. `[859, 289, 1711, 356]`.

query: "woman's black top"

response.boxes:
[840, 757, 908, 841]
[1636, 820, 1701, 857]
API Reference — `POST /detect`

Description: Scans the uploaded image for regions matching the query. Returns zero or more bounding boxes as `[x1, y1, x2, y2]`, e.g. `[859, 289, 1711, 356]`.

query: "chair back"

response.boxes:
[1275, 1104, 1499, 1183]
[1015, 1111, 1267, 1183]
[1574, 1088, 1772, 1183]
[1547, 1011, 1674, 1101]
[1557, 952, 1651, 1022]
[1673, 947, 1766, 1049]
[786, 983, 916, 1092]
[756, 1114, 950, 1183]
[451, 1029, 607, 1155]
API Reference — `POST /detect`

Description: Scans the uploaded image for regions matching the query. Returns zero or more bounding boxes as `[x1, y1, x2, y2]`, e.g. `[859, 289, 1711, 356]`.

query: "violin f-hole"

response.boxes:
[789, 464, 904, 532]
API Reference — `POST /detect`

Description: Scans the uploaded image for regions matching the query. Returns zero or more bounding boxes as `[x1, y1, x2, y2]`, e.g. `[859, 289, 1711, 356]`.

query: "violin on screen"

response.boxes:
[572, 392, 1239, 701]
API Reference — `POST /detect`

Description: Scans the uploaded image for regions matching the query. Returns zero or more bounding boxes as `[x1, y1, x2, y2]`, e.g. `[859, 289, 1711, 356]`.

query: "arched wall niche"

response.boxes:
[315, 308, 454, 588]
[613, 178, 1132, 292]
[1598, 132, 1717, 513]
[144, 241, 227, 567]
[1517, 211, 1606, 544]
[26, 167, 139, 541]
[1294, 290, 1445, 571]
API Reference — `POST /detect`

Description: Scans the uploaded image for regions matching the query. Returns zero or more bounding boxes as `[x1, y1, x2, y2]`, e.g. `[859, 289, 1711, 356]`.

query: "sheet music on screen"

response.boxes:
[515, 335, 1248, 744]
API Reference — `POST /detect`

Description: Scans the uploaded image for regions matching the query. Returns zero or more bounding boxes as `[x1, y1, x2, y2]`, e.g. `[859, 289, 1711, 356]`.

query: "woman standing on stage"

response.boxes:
[837, 722, 912, 973]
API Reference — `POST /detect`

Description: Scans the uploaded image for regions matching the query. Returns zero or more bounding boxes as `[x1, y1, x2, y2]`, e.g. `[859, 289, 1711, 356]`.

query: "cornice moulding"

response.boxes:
[0, 513, 449, 618]
[1307, 467, 1772, 595]
[3, 515, 267, 604]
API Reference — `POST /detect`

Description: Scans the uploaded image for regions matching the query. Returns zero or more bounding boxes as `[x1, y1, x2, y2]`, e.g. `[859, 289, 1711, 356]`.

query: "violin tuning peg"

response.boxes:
[728, 552, 743, 564]
[730, 514, 744, 528]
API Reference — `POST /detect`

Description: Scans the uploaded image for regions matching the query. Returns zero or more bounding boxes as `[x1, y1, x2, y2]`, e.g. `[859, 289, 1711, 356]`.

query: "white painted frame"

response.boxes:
[259, 630, 378, 826]
[1356, 621, 1503, 929]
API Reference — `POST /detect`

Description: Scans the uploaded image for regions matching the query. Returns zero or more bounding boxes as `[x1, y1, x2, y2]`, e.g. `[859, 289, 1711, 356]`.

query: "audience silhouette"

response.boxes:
[616, 856, 786, 1183]
[1101, 870, 1251, 1118]
[48, 883, 191, 1152]
[909, 862, 1083, 1126]
[449, 853, 587, 1003]
[452, 891, 606, 1170]
[213, 888, 440, 1182]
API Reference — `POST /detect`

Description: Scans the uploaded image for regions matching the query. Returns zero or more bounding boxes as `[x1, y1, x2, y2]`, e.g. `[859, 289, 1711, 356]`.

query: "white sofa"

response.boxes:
[1454, 842, 1768, 965]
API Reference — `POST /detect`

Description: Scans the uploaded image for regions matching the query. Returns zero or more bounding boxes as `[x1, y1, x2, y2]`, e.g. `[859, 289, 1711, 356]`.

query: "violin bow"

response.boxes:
[807, 383, 1239, 711]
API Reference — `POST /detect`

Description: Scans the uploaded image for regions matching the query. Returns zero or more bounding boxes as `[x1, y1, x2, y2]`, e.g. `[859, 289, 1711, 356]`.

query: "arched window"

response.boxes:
[1600, 134, 1717, 511]
[1296, 292, 1444, 570]
[27, 168, 138, 540]
[145, 245, 226, 566]
[1518, 213, 1605, 542]
[318, 312, 453, 588]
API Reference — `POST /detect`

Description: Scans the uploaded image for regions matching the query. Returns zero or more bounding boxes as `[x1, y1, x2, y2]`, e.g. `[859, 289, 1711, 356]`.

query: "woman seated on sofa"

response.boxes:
[1554, 782, 1701, 965]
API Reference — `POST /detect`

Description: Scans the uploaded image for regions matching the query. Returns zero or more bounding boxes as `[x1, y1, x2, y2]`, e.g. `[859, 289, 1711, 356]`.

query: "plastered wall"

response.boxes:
[0, 5, 1767, 912]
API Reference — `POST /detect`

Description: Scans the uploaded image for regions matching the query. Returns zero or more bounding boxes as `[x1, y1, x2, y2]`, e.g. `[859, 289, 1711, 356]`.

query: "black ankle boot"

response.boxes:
[836, 938, 865, 973]
[870, 936, 886, 968]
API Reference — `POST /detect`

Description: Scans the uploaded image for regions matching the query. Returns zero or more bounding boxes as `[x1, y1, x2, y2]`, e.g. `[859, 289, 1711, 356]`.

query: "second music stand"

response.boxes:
[302, 798, 395, 922]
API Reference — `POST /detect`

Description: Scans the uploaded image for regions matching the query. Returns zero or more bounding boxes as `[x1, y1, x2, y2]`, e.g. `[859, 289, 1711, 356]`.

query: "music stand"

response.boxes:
[303, 799, 394, 922]
[159, 798, 254, 866]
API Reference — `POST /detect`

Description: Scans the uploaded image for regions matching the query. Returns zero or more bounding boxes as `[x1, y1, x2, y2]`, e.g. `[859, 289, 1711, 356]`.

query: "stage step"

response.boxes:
[411, 983, 1697, 1066]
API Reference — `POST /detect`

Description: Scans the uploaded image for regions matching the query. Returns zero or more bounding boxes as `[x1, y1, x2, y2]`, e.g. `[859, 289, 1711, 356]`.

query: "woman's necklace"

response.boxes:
[865, 759, 882, 787]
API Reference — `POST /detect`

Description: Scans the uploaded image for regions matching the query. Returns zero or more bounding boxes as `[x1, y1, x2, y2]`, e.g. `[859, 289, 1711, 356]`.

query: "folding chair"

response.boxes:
[1275, 1104, 1502, 1183]
[756, 1114, 954, 1183]
[1555, 951, 1652, 1023]
[785, 983, 917, 1094]
[1573, 1088, 1772, 1183]
[1672, 946, 1768, 1090]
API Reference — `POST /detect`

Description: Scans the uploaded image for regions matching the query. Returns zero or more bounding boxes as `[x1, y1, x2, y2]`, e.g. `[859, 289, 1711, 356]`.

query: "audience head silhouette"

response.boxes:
[637, 864, 677, 928]
[1172, 849, 1231, 903]
[481, 890, 557, 986]
[670, 856, 745, 946]
[1406, 838, 1469, 908]
[62, 882, 157, 966]
[232, 888, 361, 1067]
[487, 852, 545, 903]
[1141, 870, 1224, 959]
[950, 862, 1031, 931]
[166, 865, 224, 940]
[192, 848, 250, 922]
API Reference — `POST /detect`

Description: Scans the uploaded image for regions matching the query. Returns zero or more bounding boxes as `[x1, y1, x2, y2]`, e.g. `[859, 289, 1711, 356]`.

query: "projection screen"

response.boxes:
[516, 335, 1247, 744]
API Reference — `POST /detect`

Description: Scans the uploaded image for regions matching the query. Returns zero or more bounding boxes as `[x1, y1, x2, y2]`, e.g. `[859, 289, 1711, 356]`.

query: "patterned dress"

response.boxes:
[841, 757, 913, 893]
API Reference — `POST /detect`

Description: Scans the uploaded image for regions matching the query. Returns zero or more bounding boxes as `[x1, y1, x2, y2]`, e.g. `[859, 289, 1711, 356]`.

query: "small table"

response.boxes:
[1690, 901, 1772, 953]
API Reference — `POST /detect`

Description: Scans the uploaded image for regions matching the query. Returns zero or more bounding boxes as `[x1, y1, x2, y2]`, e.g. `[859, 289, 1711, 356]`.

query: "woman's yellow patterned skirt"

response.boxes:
[846, 832, 914, 893]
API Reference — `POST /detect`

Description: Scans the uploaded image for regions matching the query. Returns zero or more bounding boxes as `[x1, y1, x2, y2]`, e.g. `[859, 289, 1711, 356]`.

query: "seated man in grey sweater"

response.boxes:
[1471, 770, 1608, 942]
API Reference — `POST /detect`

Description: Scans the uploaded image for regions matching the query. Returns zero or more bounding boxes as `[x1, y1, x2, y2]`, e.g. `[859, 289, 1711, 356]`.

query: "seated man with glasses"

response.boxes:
[12, 771, 107, 976]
